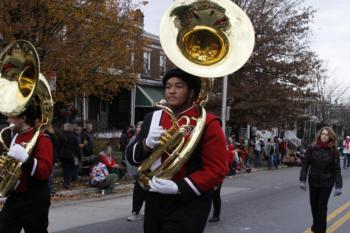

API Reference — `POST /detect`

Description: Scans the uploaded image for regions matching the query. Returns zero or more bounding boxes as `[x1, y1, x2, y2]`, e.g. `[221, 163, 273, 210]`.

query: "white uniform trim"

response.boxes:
[132, 141, 141, 164]
[149, 110, 162, 171]
[30, 158, 37, 176]
[185, 177, 201, 196]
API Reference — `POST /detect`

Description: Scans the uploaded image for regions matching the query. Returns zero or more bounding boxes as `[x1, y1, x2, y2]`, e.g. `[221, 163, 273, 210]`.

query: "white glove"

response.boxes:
[8, 144, 29, 162]
[149, 177, 178, 194]
[299, 181, 307, 191]
[145, 126, 165, 149]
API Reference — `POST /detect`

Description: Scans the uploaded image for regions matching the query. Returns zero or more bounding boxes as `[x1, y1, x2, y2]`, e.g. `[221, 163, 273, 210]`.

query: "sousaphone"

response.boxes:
[138, 0, 255, 189]
[0, 40, 53, 197]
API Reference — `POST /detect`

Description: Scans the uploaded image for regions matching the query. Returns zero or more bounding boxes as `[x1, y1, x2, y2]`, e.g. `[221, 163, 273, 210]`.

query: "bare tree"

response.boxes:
[315, 68, 350, 126]
[208, 0, 325, 129]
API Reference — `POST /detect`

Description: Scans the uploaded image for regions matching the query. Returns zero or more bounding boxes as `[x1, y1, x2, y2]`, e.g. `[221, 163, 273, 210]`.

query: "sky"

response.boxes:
[139, 0, 350, 86]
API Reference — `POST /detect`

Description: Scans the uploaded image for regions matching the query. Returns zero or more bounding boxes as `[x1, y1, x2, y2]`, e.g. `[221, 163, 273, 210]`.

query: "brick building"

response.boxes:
[76, 31, 174, 130]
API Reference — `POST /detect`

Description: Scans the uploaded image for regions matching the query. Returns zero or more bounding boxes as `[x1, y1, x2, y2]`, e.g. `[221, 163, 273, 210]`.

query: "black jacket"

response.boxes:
[300, 145, 342, 188]
[58, 131, 81, 163]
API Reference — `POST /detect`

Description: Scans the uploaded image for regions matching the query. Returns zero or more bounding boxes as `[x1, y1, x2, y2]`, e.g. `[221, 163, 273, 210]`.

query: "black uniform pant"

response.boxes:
[212, 185, 222, 217]
[132, 180, 146, 214]
[144, 191, 213, 233]
[309, 184, 332, 233]
[0, 188, 51, 233]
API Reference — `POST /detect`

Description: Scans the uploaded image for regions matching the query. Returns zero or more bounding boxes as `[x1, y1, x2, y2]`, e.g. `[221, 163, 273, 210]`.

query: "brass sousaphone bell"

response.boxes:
[0, 40, 53, 197]
[138, 0, 255, 189]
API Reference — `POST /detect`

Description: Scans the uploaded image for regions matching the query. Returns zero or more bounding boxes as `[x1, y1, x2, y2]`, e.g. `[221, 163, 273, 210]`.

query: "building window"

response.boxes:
[159, 55, 166, 78]
[143, 51, 151, 76]
[127, 52, 135, 71]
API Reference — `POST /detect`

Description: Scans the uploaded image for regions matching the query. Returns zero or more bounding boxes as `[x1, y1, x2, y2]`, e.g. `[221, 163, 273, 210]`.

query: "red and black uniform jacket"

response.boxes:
[11, 127, 53, 193]
[126, 106, 228, 202]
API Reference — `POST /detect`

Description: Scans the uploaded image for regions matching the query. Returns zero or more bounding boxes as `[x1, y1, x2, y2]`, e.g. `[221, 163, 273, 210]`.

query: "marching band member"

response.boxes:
[126, 68, 228, 233]
[0, 104, 53, 233]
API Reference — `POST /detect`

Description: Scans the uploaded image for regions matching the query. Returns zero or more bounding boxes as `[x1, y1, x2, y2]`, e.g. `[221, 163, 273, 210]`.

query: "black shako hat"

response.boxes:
[162, 68, 202, 97]
[19, 99, 41, 122]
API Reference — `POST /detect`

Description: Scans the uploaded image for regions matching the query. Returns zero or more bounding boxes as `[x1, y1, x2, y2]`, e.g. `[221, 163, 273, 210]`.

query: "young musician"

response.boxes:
[126, 68, 228, 233]
[0, 103, 53, 233]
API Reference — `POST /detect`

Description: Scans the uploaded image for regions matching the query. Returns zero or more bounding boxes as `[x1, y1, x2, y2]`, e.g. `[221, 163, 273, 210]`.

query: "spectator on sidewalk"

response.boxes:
[82, 123, 94, 156]
[266, 138, 278, 170]
[58, 123, 81, 189]
[89, 157, 118, 193]
[73, 124, 84, 155]
[280, 139, 287, 165]
[254, 137, 262, 168]
[120, 126, 132, 154]
[119, 125, 134, 178]
[127, 121, 147, 221]
[274, 137, 280, 166]
[260, 139, 266, 162]
[239, 143, 248, 166]
[342, 136, 350, 169]
[99, 145, 123, 177]
[226, 138, 235, 176]
[299, 126, 342, 233]
[80, 123, 94, 175]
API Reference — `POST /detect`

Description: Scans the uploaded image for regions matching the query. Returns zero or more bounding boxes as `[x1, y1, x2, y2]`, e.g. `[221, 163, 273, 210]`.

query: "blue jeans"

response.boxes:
[268, 154, 278, 169]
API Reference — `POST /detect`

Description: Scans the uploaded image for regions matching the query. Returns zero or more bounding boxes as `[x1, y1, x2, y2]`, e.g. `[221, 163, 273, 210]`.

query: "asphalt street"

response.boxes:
[51, 166, 350, 233]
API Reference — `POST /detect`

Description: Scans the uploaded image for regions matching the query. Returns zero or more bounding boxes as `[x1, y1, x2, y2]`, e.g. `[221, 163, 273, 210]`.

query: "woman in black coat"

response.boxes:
[299, 126, 342, 233]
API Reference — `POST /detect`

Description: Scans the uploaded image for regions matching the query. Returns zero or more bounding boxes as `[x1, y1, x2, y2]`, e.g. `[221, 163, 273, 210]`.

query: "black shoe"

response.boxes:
[208, 216, 220, 223]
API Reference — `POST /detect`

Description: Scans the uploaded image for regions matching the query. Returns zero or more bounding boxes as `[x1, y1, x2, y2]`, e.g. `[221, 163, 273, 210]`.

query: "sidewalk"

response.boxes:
[0, 178, 134, 206]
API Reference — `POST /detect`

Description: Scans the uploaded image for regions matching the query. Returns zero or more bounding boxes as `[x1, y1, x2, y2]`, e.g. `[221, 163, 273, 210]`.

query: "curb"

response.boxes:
[232, 164, 294, 175]
[51, 183, 134, 208]
[0, 184, 134, 206]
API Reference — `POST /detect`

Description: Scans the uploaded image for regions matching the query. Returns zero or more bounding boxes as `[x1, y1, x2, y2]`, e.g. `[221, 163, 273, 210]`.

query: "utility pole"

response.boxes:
[130, 85, 136, 127]
[221, 75, 228, 135]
